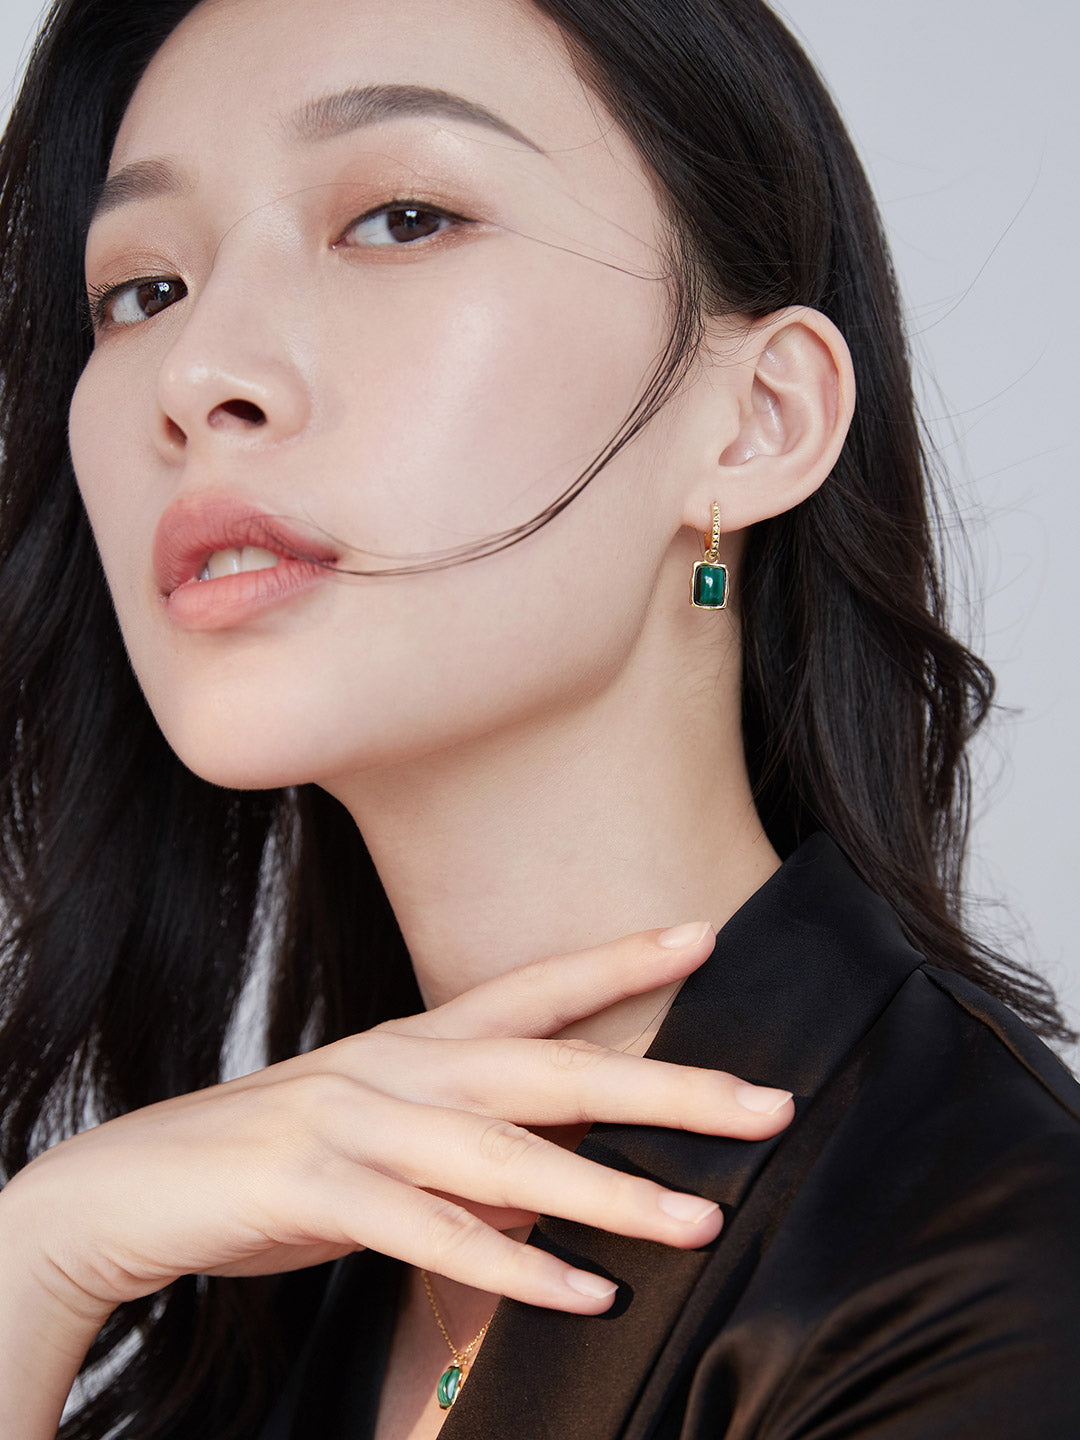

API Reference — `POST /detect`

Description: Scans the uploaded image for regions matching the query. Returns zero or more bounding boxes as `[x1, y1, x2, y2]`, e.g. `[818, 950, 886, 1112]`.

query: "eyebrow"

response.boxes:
[288, 83, 544, 155]
[90, 83, 543, 226]
[90, 158, 192, 222]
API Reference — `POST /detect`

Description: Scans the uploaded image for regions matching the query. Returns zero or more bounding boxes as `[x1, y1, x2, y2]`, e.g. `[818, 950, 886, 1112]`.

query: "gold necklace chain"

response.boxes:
[420, 1270, 491, 1410]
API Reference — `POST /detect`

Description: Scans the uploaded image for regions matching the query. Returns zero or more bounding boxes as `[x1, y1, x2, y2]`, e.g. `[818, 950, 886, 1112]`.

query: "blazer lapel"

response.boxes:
[442, 835, 925, 1440]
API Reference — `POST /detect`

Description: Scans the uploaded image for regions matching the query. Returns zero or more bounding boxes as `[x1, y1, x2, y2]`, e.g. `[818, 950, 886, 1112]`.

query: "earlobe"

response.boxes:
[685, 307, 856, 535]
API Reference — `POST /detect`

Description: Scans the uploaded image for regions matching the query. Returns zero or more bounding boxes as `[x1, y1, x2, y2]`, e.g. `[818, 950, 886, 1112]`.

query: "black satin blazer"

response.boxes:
[259, 836, 1080, 1438]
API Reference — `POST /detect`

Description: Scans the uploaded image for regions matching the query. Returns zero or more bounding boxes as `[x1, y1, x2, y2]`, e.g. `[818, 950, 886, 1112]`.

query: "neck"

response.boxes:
[326, 593, 779, 1050]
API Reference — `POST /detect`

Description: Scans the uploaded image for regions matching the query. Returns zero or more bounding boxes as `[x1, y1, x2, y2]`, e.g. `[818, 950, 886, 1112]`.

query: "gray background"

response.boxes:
[3, 1, 1077, 1061]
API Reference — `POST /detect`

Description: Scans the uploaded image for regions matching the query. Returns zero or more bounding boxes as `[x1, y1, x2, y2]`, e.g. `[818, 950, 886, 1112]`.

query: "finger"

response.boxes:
[388, 922, 716, 1041]
[354, 1097, 726, 1252]
[291, 1164, 620, 1313]
[355, 1034, 793, 1138]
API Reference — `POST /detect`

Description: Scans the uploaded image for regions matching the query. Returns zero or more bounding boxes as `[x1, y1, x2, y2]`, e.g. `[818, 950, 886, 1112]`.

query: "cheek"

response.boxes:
[69, 360, 114, 539]
[69, 349, 182, 731]
[315, 235, 669, 557]
[69, 350, 158, 585]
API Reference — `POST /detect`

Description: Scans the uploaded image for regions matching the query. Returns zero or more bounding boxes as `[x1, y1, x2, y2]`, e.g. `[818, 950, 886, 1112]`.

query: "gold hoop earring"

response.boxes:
[690, 503, 729, 609]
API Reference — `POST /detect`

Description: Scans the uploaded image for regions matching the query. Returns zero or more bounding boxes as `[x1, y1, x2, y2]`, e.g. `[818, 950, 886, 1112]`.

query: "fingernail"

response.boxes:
[735, 1083, 793, 1115]
[565, 1269, 618, 1300]
[658, 921, 712, 949]
[658, 1192, 721, 1224]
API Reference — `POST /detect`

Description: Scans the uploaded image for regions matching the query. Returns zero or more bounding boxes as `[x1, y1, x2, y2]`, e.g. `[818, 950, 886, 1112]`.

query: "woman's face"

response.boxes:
[70, 0, 717, 790]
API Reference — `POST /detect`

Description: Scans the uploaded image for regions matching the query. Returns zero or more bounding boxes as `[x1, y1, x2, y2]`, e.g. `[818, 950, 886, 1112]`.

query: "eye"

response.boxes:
[337, 202, 468, 249]
[88, 277, 188, 330]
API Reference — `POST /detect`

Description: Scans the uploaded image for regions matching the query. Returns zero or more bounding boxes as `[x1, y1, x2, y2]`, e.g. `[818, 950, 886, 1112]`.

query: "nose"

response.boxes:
[154, 258, 312, 458]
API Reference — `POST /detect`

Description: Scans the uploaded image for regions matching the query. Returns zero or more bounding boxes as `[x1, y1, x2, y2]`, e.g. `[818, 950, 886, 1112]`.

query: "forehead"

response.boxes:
[110, 0, 650, 197]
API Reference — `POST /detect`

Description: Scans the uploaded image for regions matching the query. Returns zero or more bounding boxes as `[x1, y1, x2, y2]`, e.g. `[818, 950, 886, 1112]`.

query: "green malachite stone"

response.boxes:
[692, 561, 728, 609]
[437, 1365, 463, 1409]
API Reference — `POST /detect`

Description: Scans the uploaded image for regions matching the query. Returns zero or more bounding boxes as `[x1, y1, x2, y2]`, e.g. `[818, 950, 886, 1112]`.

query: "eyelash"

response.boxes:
[86, 198, 474, 331]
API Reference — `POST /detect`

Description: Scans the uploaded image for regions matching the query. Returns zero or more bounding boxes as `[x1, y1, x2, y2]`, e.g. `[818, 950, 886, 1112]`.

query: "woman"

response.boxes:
[0, 0, 1077, 1437]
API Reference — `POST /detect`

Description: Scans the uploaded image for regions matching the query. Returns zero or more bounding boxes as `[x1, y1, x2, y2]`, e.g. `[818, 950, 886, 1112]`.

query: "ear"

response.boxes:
[681, 306, 856, 536]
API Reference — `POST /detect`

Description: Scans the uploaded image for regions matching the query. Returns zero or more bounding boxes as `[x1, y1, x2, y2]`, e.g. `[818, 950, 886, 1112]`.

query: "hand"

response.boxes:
[0, 922, 793, 1331]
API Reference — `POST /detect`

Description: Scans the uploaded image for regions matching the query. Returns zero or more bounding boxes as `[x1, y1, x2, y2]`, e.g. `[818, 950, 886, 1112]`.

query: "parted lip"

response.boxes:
[152, 494, 340, 596]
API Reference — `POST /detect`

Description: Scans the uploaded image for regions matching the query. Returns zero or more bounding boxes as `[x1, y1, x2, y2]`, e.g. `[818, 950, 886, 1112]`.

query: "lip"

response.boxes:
[153, 494, 340, 632]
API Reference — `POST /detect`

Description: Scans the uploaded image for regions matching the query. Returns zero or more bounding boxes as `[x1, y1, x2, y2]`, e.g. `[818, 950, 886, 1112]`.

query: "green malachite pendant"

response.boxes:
[437, 1365, 464, 1410]
[691, 560, 729, 609]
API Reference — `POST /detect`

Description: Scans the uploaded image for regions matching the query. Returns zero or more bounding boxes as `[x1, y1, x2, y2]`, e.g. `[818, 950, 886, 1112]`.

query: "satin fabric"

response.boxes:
[258, 835, 1080, 1438]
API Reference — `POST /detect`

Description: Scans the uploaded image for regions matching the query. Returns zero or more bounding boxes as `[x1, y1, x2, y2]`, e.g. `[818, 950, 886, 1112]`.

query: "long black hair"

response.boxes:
[1, 1, 1072, 1435]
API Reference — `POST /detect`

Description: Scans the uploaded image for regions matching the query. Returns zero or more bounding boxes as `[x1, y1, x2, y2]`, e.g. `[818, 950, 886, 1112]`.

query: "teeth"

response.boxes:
[199, 546, 281, 581]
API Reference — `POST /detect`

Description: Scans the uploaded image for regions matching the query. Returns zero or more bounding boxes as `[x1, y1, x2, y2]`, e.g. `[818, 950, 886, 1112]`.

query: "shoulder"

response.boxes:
[793, 951, 1080, 1271]
[678, 960, 1080, 1437]
[917, 959, 1079, 1118]
[854, 955, 1080, 1185]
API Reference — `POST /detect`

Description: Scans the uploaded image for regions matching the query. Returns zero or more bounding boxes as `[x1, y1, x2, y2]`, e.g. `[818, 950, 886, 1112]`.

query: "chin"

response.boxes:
[150, 697, 437, 794]
[171, 742, 310, 793]
[146, 702, 316, 792]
